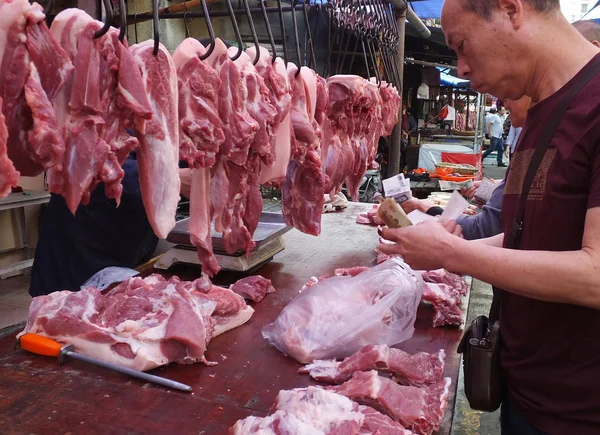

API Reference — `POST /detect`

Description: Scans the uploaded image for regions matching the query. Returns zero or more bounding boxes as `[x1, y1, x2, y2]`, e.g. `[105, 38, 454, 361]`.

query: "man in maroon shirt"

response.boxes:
[378, 0, 600, 434]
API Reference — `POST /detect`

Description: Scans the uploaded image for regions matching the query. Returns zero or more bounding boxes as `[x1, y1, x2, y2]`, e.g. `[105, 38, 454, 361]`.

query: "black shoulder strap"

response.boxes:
[489, 55, 600, 322]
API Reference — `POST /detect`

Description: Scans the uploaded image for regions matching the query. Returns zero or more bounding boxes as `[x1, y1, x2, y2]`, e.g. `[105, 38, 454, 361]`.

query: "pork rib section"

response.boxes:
[230, 410, 323, 435]
[231, 386, 415, 435]
[329, 370, 451, 435]
[282, 64, 326, 236]
[49, 9, 152, 212]
[299, 345, 446, 387]
[19, 275, 216, 371]
[131, 41, 180, 239]
[192, 274, 254, 337]
[0, 0, 71, 177]
[189, 168, 220, 276]
[422, 283, 464, 328]
[173, 38, 224, 168]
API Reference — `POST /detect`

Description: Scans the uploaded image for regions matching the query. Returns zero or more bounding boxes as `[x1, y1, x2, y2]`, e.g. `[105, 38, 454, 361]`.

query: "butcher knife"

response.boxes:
[18, 333, 192, 392]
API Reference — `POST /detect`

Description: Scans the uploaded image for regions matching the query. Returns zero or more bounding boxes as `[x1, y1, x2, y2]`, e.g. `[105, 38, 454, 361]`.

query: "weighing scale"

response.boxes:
[154, 212, 292, 273]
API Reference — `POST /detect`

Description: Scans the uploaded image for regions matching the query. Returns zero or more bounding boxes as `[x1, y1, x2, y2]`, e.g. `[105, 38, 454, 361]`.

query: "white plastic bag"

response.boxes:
[80, 266, 139, 291]
[262, 258, 424, 363]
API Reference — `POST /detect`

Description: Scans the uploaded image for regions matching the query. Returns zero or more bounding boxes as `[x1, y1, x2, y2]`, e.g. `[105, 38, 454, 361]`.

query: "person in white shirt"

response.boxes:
[482, 106, 507, 166]
[484, 107, 497, 136]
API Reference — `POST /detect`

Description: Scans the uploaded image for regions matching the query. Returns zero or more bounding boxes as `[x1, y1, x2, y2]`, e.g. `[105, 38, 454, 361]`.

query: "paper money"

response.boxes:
[439, 179, 474, 191]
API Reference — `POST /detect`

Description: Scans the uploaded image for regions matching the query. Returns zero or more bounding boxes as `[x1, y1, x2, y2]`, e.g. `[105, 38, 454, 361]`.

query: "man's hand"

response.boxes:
[377, 220, 459, 270]
[461, 180, 482, 200]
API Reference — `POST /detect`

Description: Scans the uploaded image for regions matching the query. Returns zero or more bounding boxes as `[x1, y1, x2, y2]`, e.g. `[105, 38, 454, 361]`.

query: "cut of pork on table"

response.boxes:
[48, 9, 153, 214]
[299, 344, 446, 387]
[328, 370, 451, 435]
[229, 275, 276, 303]
[0, 0, 71, 195]
[19, 273, 257, 371]
[420, 270, 469, 327]
[231, 386, 415, 435]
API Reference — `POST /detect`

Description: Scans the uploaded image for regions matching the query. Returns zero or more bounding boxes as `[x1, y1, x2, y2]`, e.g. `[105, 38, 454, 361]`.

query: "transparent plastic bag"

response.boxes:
[262, 258, 424, 364]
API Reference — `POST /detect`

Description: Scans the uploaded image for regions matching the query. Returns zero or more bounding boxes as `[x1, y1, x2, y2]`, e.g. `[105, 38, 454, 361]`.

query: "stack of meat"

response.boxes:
[0, 3, 402, 277]
[345, 255, 469, 328]
[19, 273, 275, 371]
[420, 269, 469, 327]
[231, 344, 451, 435]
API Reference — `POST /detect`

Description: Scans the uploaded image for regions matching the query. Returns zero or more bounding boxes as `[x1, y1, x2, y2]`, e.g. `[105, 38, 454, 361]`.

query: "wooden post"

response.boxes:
[389, 8, 406, 176]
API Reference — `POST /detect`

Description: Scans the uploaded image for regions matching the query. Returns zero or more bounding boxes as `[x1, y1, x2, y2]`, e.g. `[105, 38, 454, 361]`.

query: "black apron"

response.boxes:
[29, 154, 159, 296]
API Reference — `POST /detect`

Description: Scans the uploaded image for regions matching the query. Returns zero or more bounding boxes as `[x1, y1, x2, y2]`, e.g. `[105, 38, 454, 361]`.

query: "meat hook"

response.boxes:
[43, 0, 53, 18]
[183, 11, 191, 39]
[290, 0, 303, 77]
[302, 1, 317, 70]
[240, 0, 261, 65]
[118, 0, 127, 43]
[198, 0, 217, 60]
[258, 0, 278, 64]
[276, 0, 288, 65]
[224, 0, 244, 61]
[134, 13, 139, 43]
[152, 0, 160, 55]
[93, 0, 113, 39]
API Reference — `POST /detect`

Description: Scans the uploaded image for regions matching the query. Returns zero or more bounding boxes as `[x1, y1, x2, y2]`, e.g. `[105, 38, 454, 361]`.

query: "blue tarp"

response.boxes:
[409, 0, 444, 19]
[410, 0, 600, 21]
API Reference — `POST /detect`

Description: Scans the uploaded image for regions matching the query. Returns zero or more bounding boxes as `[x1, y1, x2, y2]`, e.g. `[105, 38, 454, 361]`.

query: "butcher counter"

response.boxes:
[0, 203, 471, 435]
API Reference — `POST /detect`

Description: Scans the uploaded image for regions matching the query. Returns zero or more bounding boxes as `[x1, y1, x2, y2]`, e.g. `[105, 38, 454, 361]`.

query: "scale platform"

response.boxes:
[154, 212, 291, 273]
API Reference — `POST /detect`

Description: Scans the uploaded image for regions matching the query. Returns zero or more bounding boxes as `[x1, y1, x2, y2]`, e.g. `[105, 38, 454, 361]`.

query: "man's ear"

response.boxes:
[498, 0, 524, 30]
[593, 40, 600, 48]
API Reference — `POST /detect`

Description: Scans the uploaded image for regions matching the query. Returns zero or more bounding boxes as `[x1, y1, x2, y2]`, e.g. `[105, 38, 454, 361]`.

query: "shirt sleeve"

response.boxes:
[506, 127, 516, 147]
[588, 137, 600, 209]
[456, 181, 505, 240]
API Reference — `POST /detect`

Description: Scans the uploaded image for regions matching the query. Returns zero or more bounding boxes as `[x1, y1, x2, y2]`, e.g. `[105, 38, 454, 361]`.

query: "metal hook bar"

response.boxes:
[152, 0, 160, 54]
[361, 36, 371, 80]
[198, 0, 216, 60]
[118, 0, 127, 42]
[337, 28, 352, 75]
[276, 0, 288, 64]
[259, 0, 278, 63]
[241, 0, 261, 65]
[290, 0, 303, 76]
[134, 13, 138, 43]
[94, 0, 113, 39]
[311, 3, 324, 74]
[367, 39, 381, 86]
[224, 0, 244, 61]
[325, 4, 332, 77]
[346, 30, 360, 74]
[302, 2, 317, 70]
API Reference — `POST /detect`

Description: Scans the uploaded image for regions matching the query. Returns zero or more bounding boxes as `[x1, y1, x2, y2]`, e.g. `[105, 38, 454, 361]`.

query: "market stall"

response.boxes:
[0, 0, 478, 433]
[0, 203, 470, 434]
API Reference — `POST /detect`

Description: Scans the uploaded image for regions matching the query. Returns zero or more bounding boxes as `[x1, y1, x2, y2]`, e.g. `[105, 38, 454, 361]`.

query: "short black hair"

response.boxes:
[573, 20, 600, 43]
[489, 108, 497, 114]
[461, 0, 560, 20]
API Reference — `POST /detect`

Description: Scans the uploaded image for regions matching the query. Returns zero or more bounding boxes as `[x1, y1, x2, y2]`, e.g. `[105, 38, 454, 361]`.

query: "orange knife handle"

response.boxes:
[19, 333, 63, 358]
